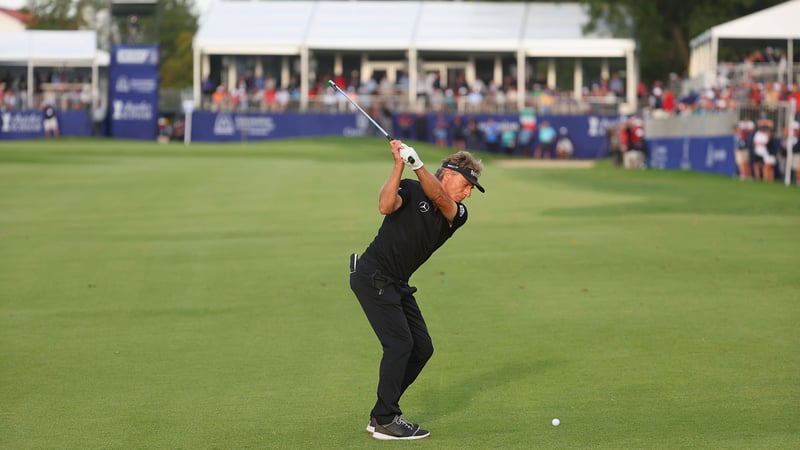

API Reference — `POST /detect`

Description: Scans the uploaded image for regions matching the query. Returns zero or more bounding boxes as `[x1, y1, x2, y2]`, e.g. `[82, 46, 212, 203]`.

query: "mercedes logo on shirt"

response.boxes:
[418, 201, 430, 213]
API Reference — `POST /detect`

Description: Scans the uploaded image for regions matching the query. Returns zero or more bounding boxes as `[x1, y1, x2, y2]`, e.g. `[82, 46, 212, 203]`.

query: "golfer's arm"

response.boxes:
[414, 167, 457, 223]
[378, 163, 404, 215]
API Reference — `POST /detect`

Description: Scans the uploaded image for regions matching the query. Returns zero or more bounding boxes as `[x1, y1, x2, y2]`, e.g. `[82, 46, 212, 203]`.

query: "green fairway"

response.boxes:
[1, 138, 798, 449]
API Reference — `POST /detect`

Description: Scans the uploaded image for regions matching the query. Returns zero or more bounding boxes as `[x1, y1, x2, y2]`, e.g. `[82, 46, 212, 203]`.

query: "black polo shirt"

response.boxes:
[361, 178, 468, 282]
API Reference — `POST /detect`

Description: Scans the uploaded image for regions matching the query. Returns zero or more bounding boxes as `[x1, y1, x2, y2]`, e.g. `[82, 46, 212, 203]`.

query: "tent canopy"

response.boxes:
[689, 0, 799, 85]
[195, 1, 633, 57]
[0, 30, 98, 66]
[691, 0, 800, 46]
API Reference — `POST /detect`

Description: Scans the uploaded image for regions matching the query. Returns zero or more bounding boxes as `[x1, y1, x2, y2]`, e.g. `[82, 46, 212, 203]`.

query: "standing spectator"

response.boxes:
[42, 102, 59, 138]
[623, 118, 646, 169]
[517, 124, 534, 157]
[92, 100, 106, 137]
[555, 126, 574, 159]
[463, 116, 482, 151]
[450, 115, 466, 150]
[396, 112, 414, 139]
[783, 121, 800, 185]
[734, 121, 752, 180]
[500, 123, 516, 155]
[433, 113, 449, 147]
[606, 125, 622, 167]
[413, 112, 428, 143]
[482, 117, 500, 153]
[752, 119, 772, 181]
[534, 120, 556, 159]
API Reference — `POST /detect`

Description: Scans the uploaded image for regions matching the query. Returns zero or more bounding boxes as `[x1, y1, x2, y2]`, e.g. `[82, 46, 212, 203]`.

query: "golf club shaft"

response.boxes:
[328, 80, 393, 140]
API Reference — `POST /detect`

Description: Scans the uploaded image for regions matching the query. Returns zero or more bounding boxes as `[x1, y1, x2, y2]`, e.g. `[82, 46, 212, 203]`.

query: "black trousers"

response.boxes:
[350, 256, 434, 424]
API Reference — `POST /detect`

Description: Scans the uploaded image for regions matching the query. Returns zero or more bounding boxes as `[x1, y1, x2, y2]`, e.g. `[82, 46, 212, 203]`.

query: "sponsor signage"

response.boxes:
[647, 135, 736, 176]
[108, 44, 159, 140]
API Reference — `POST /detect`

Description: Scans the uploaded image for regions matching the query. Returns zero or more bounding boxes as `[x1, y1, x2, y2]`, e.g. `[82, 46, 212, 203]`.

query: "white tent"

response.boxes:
[193, 1, 638, 111]
[689, 0, 800, 87]
[0, 30, 102, 108]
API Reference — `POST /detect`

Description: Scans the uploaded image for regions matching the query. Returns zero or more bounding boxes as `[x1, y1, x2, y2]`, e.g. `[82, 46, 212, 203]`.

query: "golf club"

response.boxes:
[328, 80, 393, 141]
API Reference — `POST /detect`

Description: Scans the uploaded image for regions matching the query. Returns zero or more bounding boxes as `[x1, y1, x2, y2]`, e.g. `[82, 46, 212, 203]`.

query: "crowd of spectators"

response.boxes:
[199, 68, 625, 116]
[1, 70, 94, 112]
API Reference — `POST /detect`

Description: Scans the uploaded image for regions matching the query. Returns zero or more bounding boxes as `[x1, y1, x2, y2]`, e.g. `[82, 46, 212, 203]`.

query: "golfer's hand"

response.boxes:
[399, 145, 423, 170]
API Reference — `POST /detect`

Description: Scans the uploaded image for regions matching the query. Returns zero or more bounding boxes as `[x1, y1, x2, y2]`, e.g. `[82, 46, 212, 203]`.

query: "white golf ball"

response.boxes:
[551, 418, 560, 426]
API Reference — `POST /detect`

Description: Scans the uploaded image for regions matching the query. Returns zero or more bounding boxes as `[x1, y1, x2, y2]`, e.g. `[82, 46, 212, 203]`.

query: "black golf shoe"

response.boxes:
[371, 415, 430, 440]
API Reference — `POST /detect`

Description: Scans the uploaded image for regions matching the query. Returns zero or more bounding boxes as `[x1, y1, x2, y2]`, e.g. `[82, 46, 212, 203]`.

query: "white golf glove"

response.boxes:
[400, 145, 424, 170]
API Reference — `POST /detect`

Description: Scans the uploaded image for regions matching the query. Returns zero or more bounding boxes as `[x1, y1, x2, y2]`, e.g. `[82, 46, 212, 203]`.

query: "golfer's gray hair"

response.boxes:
[435, 151, 483, 180]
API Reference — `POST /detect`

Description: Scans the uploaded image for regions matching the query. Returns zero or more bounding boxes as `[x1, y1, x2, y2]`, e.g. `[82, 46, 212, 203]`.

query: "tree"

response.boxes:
[24, 0, 198, 88]
[579, 0, 787, 83]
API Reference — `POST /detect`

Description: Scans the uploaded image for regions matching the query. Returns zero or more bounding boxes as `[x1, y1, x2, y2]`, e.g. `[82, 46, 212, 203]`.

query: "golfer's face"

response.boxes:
[444, 171, 474, 202]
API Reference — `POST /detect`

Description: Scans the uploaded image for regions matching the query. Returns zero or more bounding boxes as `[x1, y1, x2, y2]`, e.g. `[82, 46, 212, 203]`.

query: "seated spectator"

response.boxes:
[555, 126, 574, 159]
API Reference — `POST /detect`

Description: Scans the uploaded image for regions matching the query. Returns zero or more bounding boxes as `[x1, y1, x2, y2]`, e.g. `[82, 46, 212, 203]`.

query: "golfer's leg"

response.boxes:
[353, 282, 413, 422]
[399, 295, 434, 395]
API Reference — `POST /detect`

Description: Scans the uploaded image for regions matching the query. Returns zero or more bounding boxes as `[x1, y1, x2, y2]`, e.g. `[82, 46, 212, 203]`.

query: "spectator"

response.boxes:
[501, 123, 516, 155]
[606, 125, 622, 167]
[42, 102, 59, 138]
[413, 112, 428, 143]
[433, 113, 449, 147]
[483, 117, 500, 153]
[92, 101, 106, 137]
[752, 119, 773, 181]
[623, 118, 646, 169]
[534, 120, 556, 159]
[555, 126, 574, 159]
[734, 121, 753, 180]
[517, 124, 534, 157]
[783, 121, 800, 185]
[450, 115, 466, 150]
[396, 112, 414, 139]
[157, 117, 172, 143]
[463, 116, 482, 151]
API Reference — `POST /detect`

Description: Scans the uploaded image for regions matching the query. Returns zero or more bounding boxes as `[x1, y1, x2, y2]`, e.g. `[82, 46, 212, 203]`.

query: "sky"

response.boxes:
[0, 0, 216, 17]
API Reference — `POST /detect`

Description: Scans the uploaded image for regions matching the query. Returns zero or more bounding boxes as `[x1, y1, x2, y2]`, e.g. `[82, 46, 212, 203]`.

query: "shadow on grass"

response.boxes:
[417, 358, 562, 422]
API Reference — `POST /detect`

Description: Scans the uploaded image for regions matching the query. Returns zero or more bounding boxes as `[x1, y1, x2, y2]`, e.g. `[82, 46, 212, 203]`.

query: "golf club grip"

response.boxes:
[328, 80, 392, 140]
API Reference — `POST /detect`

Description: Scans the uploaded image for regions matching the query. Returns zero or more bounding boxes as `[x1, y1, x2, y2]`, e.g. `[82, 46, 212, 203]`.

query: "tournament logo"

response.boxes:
[115, 75, 130, 93]
[213, 113, 236, 136]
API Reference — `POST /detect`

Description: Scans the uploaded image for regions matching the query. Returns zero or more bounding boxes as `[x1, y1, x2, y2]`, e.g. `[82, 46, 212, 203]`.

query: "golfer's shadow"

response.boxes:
[414, 358, 560, 422]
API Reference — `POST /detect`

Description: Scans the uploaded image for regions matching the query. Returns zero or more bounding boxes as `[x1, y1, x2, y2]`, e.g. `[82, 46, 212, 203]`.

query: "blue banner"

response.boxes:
[391, 113, 620, 159]
[0, 110, 91, 140]
[109, 44, 159, 140]
[646, 135, 736, 177]
[189, 111, 619, 160]
[190, 112, 362, 142]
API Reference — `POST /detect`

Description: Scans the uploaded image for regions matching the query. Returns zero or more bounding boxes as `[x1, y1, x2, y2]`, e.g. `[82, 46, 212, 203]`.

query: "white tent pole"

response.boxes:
[785, 99, 796, 186]
[573, 58, 583, 101]
[193, 47, 201, 110]
[516, 48, 525, 112]
[625, 46, 636, 113]
[408, 48, 417, 111]
[300, 46, 309, 111]
[787, 38, 794, 87]
[91, 59, 98, 113]
[27, 62, 34, 109]
[547, 58, 556, 89]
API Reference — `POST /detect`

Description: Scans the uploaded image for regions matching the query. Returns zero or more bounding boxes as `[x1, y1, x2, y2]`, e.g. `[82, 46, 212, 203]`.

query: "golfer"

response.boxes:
[350, 139, 484, 440]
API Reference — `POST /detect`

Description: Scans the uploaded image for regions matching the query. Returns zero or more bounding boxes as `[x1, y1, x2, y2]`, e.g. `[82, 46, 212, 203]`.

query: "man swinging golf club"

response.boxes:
[350, 139, 485, 440]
